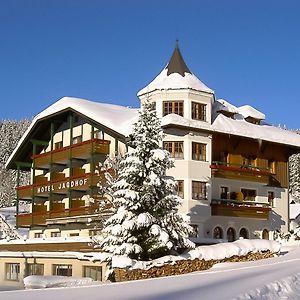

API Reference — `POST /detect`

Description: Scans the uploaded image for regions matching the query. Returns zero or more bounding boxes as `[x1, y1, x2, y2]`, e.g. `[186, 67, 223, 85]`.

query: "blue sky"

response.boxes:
[1, 1, 300, 128]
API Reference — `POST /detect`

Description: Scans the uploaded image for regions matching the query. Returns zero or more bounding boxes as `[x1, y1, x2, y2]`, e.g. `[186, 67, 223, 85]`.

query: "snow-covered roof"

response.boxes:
[138, 46, 213, 96]
[162, 113, 300, 148]
[237, 105, 265, 120]
[290, 203, 300, 220]
[6, 97, 139, 169]
[213, 99, 239, 115]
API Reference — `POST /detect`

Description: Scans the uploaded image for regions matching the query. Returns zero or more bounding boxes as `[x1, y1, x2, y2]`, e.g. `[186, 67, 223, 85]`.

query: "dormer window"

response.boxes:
[163, 101, 184, 117]
[192, 102, 206, 121]
[245, 117, 260, 125]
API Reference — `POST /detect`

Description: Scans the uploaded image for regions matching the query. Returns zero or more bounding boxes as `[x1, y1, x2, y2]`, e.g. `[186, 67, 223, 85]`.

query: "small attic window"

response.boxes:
[245, 117, 261, 125]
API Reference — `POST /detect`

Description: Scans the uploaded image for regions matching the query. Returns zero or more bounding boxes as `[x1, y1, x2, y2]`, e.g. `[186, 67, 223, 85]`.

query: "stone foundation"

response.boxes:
[113, 251, 274, 282]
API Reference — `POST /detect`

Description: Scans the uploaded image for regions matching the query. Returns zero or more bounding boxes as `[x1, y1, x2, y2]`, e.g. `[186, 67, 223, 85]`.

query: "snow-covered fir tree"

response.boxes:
[289, 154, 300, 202]
[99, 100, 194, 261]
[0, 119, 30, 207]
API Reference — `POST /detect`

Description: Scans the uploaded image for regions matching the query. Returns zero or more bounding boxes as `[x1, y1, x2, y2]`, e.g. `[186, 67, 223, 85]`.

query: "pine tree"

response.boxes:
[0, 119, 30, 207]
[289, 153, 300, 202]
[99, 100, 194, 261]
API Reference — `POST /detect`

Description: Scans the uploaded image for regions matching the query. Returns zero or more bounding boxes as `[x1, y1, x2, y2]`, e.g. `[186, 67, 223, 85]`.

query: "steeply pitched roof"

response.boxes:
[166, 44, 192, 76]
[137, 45, 213, 96]
[5, 97, 139, 169]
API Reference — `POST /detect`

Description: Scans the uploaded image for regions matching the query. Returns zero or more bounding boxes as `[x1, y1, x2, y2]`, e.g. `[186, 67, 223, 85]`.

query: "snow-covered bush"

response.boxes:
[99, 100, 194, 261]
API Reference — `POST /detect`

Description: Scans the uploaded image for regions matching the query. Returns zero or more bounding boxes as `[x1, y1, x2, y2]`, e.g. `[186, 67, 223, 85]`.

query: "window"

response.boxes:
[227, 227, 236, 242]
[268, 191, 275, 207]
[93, 129, 104, 140]
[176, 180, 184, 198]
[262, 229, 269, 240]
[83, 266, 102, 281]
[53, 264, 72, 276]
[54, 141, 63, 150]
[220, 152, 228, 164]
[51, 231, 61, 237]
[213, 227, 223, 239]
[192, 142, 206, 161]
[69, 233, 79, 237]
[189, 225, 198, 238]
[268, 160, 276, 173]
[5, 263, 20, 281]
[89, 229, 102, 237]
[239, 228, 249, 239]
[34, 232, 43, 238]
[241, 189, 256, 201]
[220, 186, 229, 199]
[192, 102, 206, 121]
[72, 135, 82, 144]
[163, 141, 184, 159]
[242, 156, 256, 168]
[28, 263, 44, 276]
[163, 101, 184, 117]
[192, 181, 207, 200]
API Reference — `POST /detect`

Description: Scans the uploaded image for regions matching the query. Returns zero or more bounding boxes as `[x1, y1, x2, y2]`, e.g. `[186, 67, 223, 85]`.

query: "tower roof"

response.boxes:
[137, 44, 213, 96]
[166, 43, 192, 76]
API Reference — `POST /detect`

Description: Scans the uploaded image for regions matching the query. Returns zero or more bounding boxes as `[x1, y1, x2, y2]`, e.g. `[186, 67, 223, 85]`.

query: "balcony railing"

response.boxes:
[17, 172, 103, 200]
[16, 204, 100, 227]
[32, 138, 110, 169]
[211, 199, 271, 220]
[210, 161, 273, 183]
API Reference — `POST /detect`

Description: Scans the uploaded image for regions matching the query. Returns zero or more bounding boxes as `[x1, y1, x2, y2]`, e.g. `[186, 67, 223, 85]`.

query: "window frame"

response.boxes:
[192, 181, 207, 200]
[241, 188, 257, 201]
[268, 191, 275, 207]
[52, 264, 73, 277]
[176, 180, 184, 198]
[191, 102, 206, 121]
[192, 142, 206, 161]
[220, 186, 229, 199]
[83, 266, 102, 281]
[5, 263, 20, 281]
[163, 141, 184, 159]
[72, 135, 82, 145]
[163, 101, 184, 117]
[28, 263, 44, 276]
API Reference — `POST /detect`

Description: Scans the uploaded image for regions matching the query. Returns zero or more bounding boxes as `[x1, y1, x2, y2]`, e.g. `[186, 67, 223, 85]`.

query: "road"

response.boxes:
[1, 243, 300, 300]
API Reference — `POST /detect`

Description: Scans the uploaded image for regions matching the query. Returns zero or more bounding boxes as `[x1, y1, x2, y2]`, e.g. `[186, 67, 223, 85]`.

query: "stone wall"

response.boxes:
[113, 251, 274, 282]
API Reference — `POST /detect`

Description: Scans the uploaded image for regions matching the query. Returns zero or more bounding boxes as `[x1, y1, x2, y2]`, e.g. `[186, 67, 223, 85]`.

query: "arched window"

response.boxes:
[239, 228, 249, 239]
[213, 226, 223, 239]
[227, 227, 236, 242]
[262, 229, 269, 240]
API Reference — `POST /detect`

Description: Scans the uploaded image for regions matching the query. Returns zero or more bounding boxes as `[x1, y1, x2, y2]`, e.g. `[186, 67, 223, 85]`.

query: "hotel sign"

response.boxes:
[36, 178, 88, 194]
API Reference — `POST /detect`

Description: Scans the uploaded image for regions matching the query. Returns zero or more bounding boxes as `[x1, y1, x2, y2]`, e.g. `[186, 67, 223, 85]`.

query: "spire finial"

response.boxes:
[176, 39, 179, 49]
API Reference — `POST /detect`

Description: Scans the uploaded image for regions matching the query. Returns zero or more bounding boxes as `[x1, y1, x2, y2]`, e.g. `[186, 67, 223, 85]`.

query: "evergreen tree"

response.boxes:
[0, 119, 30, 207]
[99, 100, 194, 260]
[289, 153, 300, 202]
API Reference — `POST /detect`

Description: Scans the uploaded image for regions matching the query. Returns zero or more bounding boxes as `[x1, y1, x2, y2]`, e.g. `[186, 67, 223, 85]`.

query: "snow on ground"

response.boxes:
[2, 241, 300, 299]
[23, 276, 96, 289]
[112, 239, 280, 270]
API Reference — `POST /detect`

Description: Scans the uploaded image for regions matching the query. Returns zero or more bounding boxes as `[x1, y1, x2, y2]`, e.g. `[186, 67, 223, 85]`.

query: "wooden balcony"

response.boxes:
[16, 172, 103, 200]
[32, 138, 110, 169]
[16, 204, 100, 227]
[210, 161, 273, 183]
[211, 199, 271, 220]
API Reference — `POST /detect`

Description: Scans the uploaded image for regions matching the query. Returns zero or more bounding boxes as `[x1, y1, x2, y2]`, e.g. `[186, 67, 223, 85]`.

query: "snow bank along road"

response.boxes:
[2, 243, 300, 300]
